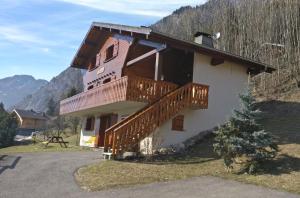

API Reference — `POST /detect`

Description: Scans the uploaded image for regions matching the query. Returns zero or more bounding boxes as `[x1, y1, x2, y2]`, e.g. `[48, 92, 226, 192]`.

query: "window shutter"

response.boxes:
[85, 117, 95, 131]
[172, 115, 184, 131]
[96, 53, 101, 66]
[85, 118, 91, 130]
[113, 41, 119, 57]
[90, 117, 95, 130]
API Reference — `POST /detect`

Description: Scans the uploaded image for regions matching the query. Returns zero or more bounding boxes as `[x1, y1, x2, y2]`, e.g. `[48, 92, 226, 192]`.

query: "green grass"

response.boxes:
[0, 134, 91, 154]
[76, 101, 300, 193]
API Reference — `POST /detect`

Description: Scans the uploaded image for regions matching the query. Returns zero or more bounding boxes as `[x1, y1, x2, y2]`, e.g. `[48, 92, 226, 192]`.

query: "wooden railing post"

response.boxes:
[112, 131, 116, 155]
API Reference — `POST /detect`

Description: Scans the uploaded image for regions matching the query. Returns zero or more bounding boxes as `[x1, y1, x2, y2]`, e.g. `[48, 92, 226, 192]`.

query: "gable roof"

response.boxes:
[71, 22, 275, 74]
[13, 109, 48, 120]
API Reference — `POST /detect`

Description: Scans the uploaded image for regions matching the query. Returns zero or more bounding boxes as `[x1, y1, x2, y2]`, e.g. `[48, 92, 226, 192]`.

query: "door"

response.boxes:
[97, 114, 117, 147]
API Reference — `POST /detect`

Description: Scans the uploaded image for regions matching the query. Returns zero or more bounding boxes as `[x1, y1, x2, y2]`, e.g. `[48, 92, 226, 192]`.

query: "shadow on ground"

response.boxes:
[0, 155, 21, 175]
[257, 100, 300, 145]
[258, 154, 300, 175]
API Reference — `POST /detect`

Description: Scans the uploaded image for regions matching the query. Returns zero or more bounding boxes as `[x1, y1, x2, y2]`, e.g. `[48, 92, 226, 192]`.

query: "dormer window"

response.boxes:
[105, 45, 114, 61]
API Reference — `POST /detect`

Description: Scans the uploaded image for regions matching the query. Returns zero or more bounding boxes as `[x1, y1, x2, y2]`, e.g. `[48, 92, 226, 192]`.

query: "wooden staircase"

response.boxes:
[104, 82, 209, 156]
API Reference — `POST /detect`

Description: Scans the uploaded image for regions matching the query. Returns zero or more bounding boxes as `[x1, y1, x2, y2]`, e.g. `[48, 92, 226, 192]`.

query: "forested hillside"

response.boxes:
[152, 0, 300, 101]
[12, 0, 300, 113]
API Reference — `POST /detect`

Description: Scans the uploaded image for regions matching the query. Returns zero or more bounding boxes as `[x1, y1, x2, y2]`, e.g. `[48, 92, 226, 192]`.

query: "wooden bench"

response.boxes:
[44, 136, 69, 148]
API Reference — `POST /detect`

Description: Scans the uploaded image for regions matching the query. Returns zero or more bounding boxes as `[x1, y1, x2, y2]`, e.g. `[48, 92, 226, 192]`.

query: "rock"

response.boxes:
[122, 152, 137, 160]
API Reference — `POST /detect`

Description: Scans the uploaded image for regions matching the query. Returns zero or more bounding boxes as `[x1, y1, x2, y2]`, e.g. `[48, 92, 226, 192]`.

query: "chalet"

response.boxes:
[59, 22, 274, 157]
[12, 109, 48, 136]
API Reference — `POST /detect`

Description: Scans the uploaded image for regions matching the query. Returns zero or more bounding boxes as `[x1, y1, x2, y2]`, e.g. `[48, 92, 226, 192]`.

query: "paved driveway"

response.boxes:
[0, 152, 299, 198]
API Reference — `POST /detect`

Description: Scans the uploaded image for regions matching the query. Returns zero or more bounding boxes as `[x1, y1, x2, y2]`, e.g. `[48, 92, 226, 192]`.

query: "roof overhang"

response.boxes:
[70, 22, 275, 74]
[71, 22, 152, 69]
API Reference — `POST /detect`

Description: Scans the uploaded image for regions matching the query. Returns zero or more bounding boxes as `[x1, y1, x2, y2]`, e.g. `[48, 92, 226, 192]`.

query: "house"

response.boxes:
[12, 109, 48, 136]
[59, 22, 274, 157]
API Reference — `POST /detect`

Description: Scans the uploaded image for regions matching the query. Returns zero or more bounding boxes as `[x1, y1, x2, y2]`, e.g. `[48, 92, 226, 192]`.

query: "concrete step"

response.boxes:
[103, 152, 113, 160]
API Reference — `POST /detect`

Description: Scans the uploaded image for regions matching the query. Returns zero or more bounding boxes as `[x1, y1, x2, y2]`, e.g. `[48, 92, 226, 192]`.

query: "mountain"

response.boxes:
[152, 0, 300, 101]
[12, 67, 84, 112]
[0, 75, 47, 109]
[12, 0, 300, 112]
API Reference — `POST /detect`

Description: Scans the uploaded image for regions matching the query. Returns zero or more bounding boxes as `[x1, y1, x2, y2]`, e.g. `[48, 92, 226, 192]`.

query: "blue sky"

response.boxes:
[0, 0, 206, 81]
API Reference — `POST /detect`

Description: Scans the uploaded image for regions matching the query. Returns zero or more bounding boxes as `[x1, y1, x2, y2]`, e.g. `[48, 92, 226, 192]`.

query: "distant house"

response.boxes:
[12, 109, 48, 136]
[59, 22, 275, 157]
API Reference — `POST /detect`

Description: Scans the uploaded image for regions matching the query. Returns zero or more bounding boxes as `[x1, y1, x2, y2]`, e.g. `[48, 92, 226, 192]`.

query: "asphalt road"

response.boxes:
[0, 152, 299, 198]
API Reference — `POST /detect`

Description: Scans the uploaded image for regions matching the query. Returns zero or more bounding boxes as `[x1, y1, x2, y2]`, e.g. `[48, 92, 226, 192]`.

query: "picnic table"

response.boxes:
[44, 136, 69, 148]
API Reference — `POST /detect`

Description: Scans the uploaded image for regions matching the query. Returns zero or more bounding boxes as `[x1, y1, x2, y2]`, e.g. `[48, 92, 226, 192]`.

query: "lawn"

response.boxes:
[75, 101, 300, 194]
[0, 134, 91, 154]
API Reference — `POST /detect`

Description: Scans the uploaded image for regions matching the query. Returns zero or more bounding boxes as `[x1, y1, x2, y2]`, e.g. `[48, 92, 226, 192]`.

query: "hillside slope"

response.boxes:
[152, 0, 299, 67]
[152, 0, 300, 100]
[12, 67, 84, 112]
[0, 75, 47, 109]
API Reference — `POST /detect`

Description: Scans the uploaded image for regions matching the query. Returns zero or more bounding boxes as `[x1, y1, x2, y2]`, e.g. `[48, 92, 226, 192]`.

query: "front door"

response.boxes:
[97, 114, 117, 147]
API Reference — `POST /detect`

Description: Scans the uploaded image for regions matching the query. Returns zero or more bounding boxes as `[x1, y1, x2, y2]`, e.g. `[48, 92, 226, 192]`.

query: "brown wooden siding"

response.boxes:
[20, 118, 46, 130]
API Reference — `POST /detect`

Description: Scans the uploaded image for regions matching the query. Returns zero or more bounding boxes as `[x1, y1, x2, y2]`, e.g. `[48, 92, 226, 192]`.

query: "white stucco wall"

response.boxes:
[80, 117, 99, 147]
[79, 105, 142, 147]
[116, 106, 142, 122]
[142, 53, 249, 150]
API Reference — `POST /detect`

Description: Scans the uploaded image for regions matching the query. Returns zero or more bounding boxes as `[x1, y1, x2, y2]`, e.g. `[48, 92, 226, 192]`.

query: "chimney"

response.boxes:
[194, 32, 214, 48]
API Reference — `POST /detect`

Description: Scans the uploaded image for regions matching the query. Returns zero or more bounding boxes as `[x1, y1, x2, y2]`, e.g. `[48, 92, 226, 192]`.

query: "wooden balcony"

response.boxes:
[60, 75, 178, 115]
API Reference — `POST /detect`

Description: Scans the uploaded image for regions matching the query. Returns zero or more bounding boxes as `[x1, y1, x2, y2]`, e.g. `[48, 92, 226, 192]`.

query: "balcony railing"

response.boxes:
[60, 75, 178, 115]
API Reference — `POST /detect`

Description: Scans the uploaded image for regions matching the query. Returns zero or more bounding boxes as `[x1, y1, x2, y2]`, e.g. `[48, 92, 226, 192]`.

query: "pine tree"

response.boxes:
[47, 98, 56, 116]
[0, 103, 18, 148]
[65, 87, 80, 142]
[213, 91, 278, 174]
[66, 87, 77, 98]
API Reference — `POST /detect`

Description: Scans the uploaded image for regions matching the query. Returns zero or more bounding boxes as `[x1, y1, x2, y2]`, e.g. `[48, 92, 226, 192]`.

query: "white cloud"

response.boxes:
[57, 0, 207, 17]
[0, 26, 51, 46]
[41, 47, 50, 53]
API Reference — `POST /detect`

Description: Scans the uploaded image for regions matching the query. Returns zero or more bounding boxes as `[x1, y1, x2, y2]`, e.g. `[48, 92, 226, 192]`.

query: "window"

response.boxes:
[172, 115, 184, 131]
[105, 45, 114, 61]
[85, 117, 95, 131]
[103, 78, 111, 84]
[87, 85, 94, 90]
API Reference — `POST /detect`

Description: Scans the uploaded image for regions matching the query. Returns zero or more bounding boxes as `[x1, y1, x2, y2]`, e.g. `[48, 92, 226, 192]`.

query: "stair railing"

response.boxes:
[104, 83, 209, 155]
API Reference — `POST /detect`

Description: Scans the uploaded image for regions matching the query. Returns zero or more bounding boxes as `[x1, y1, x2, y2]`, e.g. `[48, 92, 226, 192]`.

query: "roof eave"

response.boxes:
[69, 22, 275, 73]
[150, 31, 275, 73]
[70, 22, 152, 69]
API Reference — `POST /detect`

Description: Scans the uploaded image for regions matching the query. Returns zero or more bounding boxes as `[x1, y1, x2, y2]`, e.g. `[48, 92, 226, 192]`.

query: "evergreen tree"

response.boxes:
[213, 91, 278, 174]
[65, 87, 80, 137]
[0, 103, 18, 148]
[66, 87, 77, 98]
[47, 98, 56, 116]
